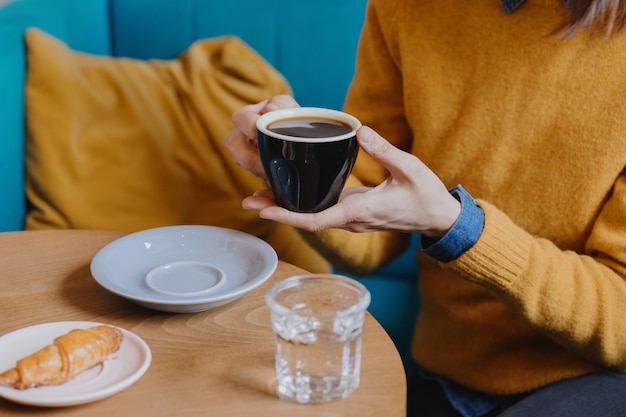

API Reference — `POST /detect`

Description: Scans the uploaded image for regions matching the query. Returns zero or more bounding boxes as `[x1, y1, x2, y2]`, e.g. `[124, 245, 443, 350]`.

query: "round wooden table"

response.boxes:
[0, 230, 406, 416]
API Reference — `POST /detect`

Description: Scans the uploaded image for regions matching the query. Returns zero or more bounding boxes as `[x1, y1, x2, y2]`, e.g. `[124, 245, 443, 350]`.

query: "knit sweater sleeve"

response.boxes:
[448, 171, 626, 368]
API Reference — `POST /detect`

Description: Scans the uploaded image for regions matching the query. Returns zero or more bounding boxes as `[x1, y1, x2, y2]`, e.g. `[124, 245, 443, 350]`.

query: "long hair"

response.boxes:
[562, 0, 626, 37]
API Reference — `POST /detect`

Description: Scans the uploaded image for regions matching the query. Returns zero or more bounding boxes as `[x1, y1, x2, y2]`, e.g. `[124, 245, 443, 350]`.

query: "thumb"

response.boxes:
[356, 126, 419, 179]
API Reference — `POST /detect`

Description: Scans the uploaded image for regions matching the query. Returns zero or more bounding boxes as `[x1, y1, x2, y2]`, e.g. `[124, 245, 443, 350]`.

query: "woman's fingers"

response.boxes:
[226, 95, 300, 176]
[356, 126, 428, 181]
[261, 95, 300, 113]
[256, 196, 361, 232]
[233, 95, 299, 138]
[222, 129, 266, 178]
[232, 100, 268, 139]
[242, 189, 275, 210]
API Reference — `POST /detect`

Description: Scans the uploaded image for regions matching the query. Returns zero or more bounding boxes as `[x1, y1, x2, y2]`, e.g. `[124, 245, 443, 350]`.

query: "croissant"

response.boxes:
[0, 325, 123, 390]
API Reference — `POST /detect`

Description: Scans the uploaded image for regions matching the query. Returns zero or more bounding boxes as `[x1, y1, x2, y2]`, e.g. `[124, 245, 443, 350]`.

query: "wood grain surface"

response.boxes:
[0, 230, 406, 416]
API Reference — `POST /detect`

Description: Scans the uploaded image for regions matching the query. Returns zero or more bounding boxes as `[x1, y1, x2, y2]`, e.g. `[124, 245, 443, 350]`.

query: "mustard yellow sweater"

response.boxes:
[309, 0, 626, 395]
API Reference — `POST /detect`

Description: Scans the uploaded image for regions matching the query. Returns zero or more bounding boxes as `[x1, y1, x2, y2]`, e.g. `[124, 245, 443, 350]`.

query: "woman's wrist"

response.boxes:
[421, 185, 485, 262]
[422, 193, 462, 239]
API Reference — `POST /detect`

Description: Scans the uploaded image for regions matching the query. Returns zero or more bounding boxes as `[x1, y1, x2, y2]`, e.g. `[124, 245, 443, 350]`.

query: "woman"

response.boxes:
[223, 0, 626, 415]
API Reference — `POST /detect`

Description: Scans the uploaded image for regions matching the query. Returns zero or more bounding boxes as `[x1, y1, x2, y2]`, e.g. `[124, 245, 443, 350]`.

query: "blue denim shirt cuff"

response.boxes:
[421, 185, 485, 263]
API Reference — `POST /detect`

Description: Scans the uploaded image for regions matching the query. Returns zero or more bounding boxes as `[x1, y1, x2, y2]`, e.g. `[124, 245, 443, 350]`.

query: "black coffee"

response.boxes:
[268, 116, 353, 138]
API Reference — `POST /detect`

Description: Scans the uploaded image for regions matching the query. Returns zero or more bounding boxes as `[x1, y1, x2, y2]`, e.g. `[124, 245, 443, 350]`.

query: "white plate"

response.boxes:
[90, 225, 278, 313]
[0, 321, 151, 407]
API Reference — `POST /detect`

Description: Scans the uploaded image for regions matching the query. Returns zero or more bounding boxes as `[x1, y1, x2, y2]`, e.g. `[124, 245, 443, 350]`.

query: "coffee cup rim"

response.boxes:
[256, 107, 362, 143]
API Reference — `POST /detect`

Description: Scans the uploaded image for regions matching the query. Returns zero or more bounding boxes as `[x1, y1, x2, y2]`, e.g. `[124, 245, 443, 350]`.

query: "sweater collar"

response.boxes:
[501, 0, 567, 13]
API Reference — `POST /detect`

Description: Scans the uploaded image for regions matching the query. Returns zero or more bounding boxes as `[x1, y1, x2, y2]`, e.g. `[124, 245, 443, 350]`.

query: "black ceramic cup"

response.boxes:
[256, 107, 361, 213]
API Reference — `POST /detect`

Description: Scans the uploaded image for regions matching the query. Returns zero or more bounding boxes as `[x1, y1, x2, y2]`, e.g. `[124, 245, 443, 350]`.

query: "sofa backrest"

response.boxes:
[109, 0, 367, 109]
[0, 0, 367, 231]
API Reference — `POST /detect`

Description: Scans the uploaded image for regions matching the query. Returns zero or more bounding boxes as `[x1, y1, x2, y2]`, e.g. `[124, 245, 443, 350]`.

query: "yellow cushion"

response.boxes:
[24, 28, 330, 273]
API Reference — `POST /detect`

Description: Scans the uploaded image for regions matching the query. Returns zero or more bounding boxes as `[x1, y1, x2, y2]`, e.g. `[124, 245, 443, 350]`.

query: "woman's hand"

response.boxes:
[242, 126, 462, 239]
[223, 95, 300, 178]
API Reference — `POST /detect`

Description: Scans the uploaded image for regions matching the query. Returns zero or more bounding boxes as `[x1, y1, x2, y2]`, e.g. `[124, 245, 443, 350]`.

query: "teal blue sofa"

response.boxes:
[0, 0, 419, 373]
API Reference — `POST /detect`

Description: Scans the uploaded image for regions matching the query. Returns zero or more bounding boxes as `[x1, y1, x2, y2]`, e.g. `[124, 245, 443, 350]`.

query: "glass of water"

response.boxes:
[265, 274, 371, 404]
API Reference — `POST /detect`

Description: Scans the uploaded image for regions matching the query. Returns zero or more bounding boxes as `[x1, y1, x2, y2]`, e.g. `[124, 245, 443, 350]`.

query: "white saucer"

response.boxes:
[0, 321, 151, 407]
[90, 225, 278, 313]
